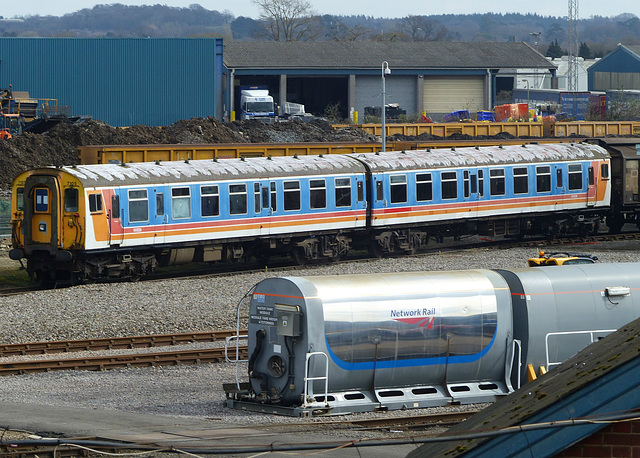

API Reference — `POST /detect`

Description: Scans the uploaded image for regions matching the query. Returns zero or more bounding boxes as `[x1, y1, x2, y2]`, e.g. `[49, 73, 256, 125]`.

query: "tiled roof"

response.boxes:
[224, 41, 555, 70]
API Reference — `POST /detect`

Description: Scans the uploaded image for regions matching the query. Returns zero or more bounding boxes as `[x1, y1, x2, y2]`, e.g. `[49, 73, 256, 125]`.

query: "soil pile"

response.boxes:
[0, 117, 378, 190]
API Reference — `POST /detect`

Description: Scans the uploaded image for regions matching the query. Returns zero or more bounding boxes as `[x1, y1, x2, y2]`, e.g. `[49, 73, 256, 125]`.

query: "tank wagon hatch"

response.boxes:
[225, 270, 515, 416]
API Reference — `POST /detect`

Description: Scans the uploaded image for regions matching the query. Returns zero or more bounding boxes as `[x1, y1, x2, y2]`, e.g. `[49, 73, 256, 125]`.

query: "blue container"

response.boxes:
[477, 111, 495, 122]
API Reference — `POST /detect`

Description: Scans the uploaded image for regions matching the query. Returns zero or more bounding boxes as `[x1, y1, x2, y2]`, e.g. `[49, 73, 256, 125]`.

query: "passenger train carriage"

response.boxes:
[10, 143, 612, 283]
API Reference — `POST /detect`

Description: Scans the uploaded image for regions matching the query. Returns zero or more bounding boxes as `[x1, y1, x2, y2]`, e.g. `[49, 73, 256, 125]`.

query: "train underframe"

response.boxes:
[23, 208, 620, 285]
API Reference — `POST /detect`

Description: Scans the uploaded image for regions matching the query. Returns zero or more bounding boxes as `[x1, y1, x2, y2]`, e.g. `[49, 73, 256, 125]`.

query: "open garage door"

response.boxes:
[423, 76, 485, 118]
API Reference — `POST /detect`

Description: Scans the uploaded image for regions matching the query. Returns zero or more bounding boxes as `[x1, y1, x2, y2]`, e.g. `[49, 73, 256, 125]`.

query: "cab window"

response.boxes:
[89, 194, 103, 213]
[16, 187, 24, 211]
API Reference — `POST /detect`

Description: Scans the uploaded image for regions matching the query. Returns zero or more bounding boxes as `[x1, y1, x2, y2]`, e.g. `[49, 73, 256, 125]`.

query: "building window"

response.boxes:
[284, 181, 300, 211]
[441, 171, 457, 199]
[490, 169, 505, 196]
[171, 187, 191, 219]
[335, 177, 351, 207]
[513, 167, 529, 194]
[201, 185, 219, 217]
[310, 179, 326, 209]
[536, 166, 551, 193]
[229, 183, 247, 215]
[129, 189, 148, 222]
[416, 173, 433, 201]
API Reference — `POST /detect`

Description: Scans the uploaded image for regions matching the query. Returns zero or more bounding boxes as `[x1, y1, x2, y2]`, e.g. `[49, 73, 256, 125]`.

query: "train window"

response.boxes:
[536, 166, 551, 193]
[156, 193, 164, 217]
[357, 181, 364, 202]
[254, 183, 261, 213]
[89, 194, 103, 213]
[270, 182, 277, 212]
[16, 187, 24, 211]
[588, 167, 595, 186]
[128, 189, 148, 222]
[262, 186, 269, 209]
[463, 171, 470, 198]
[64, 188, 79, 212]
[335, 178, 352, 207]
[283, 181, 301, 211]
[441, 171, 457, 199]
[112, 196, 120, 218]
[376, 180, 383, 201]
[513, 167, 529, 194]
[478, 170, 484, 197]
[171, 187, 191, 219]
[35, 188, 48, 212]
[201, 185, 219, 217]
[390, 175, 407, 203]
[229, 184, 247, 215]
[568, 164, 582, 190]
[309, 179, 326, 209]
[416, 173, 432, 201]
[557, 168, 563, 187]
[490, 169, 505, 196]
[601, 163, 609, 179]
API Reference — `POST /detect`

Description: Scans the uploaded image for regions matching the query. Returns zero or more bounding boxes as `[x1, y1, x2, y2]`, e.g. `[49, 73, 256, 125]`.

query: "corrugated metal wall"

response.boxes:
[0, 38, 223, 127]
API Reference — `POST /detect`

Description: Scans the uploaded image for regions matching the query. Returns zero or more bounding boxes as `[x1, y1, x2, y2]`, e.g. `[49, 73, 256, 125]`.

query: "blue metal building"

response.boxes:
[588, 44, 640, 92]
[0, 38, 224, 127]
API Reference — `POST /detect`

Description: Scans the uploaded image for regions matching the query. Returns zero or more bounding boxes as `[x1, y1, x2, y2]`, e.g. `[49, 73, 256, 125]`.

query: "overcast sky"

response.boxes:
[2, 0, 638, 20]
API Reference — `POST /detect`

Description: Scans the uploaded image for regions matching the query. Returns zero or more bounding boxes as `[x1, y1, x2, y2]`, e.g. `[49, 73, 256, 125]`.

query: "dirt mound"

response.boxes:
[0, 117, 377, 190]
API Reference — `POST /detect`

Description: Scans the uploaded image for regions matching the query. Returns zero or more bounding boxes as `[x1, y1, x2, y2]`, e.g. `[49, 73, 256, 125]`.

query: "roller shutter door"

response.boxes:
[423, 76, 485, 115]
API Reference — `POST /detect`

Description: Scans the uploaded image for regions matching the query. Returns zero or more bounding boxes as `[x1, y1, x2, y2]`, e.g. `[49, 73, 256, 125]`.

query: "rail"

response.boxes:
[545, 329, 615, 370]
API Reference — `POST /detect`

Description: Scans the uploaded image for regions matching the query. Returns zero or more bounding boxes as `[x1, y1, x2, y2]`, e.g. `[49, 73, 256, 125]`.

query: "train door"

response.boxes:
[152, 187, 167, 244]
[586, 164, 597, 207]
[254, 181, 271, 236]
[463, 169, 479, 219]
[370, 172, 386, 227]
[108, 189, 124, 246]
[27, 179, 59, 248]
[554, 164, 566, 210]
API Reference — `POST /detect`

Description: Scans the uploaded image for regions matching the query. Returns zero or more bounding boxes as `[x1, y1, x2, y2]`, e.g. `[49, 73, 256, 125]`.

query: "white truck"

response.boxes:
[239, 88, 275, 121]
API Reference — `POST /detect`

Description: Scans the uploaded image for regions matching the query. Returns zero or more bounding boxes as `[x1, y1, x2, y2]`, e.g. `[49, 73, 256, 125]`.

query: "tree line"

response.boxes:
[1, 0, 638, 58]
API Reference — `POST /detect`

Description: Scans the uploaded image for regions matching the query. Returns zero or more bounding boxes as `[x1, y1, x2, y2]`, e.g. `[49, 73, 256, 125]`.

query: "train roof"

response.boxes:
[349, 142, 609, 171]
[50, 154, 366, 187]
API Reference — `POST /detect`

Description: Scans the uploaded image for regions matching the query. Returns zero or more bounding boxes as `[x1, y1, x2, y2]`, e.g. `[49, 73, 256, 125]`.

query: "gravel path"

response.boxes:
[0, 242, 638, 426]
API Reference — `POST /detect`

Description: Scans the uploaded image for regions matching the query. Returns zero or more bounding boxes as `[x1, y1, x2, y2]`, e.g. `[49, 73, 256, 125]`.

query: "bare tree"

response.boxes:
[398, 15, 449, 41]
[327, 21, 371, 41]
[252, 0, 321, 41]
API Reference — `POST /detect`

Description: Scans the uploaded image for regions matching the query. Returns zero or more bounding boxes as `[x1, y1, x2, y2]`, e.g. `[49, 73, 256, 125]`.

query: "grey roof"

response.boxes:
[623, 44, 640, 57]
[223, 41, 556, 70]
[54, 155, 366, 188]
[350, 143, 609, 172]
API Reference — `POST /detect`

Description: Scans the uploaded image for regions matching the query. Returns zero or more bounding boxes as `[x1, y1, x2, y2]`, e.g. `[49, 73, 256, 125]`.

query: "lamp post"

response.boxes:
[381, 61, 391, 151]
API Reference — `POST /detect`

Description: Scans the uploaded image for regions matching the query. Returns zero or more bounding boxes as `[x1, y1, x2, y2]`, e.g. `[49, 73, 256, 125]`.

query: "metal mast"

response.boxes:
[567, 0, 579, 91]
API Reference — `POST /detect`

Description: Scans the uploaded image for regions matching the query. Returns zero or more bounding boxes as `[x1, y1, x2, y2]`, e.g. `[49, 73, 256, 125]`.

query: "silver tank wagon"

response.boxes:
[227, 263, 640, 416]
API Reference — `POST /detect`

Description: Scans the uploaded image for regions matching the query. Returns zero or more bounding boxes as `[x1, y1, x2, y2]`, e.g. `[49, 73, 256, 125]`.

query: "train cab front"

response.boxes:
[14, 170, 83, 285]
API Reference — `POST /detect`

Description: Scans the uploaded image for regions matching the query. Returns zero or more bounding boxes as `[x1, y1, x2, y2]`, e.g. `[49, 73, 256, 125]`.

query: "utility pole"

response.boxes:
[567, 0, 579, 92]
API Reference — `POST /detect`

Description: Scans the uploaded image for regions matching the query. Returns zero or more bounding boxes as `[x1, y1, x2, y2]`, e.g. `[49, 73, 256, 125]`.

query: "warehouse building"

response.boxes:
[0, 38, 224, 127]
[0, 38, 554, 126]
[588, 44, 640, 91]
[223, 41, 556, 122]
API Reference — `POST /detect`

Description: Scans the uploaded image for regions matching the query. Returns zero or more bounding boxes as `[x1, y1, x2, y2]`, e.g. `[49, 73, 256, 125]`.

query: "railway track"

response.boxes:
[0, 330, 248, 375]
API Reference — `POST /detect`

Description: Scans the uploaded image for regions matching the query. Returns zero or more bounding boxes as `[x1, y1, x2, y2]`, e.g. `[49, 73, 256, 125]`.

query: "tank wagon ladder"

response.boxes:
[303, 351, 330, 411]
[510, 339, 523, 390]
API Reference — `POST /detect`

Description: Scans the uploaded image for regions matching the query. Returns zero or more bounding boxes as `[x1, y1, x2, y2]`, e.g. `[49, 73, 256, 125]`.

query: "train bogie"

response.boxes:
[227, 263, 640, 416]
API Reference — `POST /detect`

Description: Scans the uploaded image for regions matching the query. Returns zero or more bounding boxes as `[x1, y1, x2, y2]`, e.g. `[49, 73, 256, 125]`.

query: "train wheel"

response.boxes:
[292, 247, 306, 265]
[369, 241, 384, 259]
[607, 214, 624, 234]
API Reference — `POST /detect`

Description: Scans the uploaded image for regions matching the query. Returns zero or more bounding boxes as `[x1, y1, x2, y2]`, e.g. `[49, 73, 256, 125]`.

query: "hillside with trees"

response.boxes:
[0, 3, 638, 58]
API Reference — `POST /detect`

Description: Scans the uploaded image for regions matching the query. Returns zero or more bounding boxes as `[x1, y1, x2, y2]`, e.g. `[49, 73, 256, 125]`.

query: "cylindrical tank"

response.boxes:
[247, 269, 514, 408]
